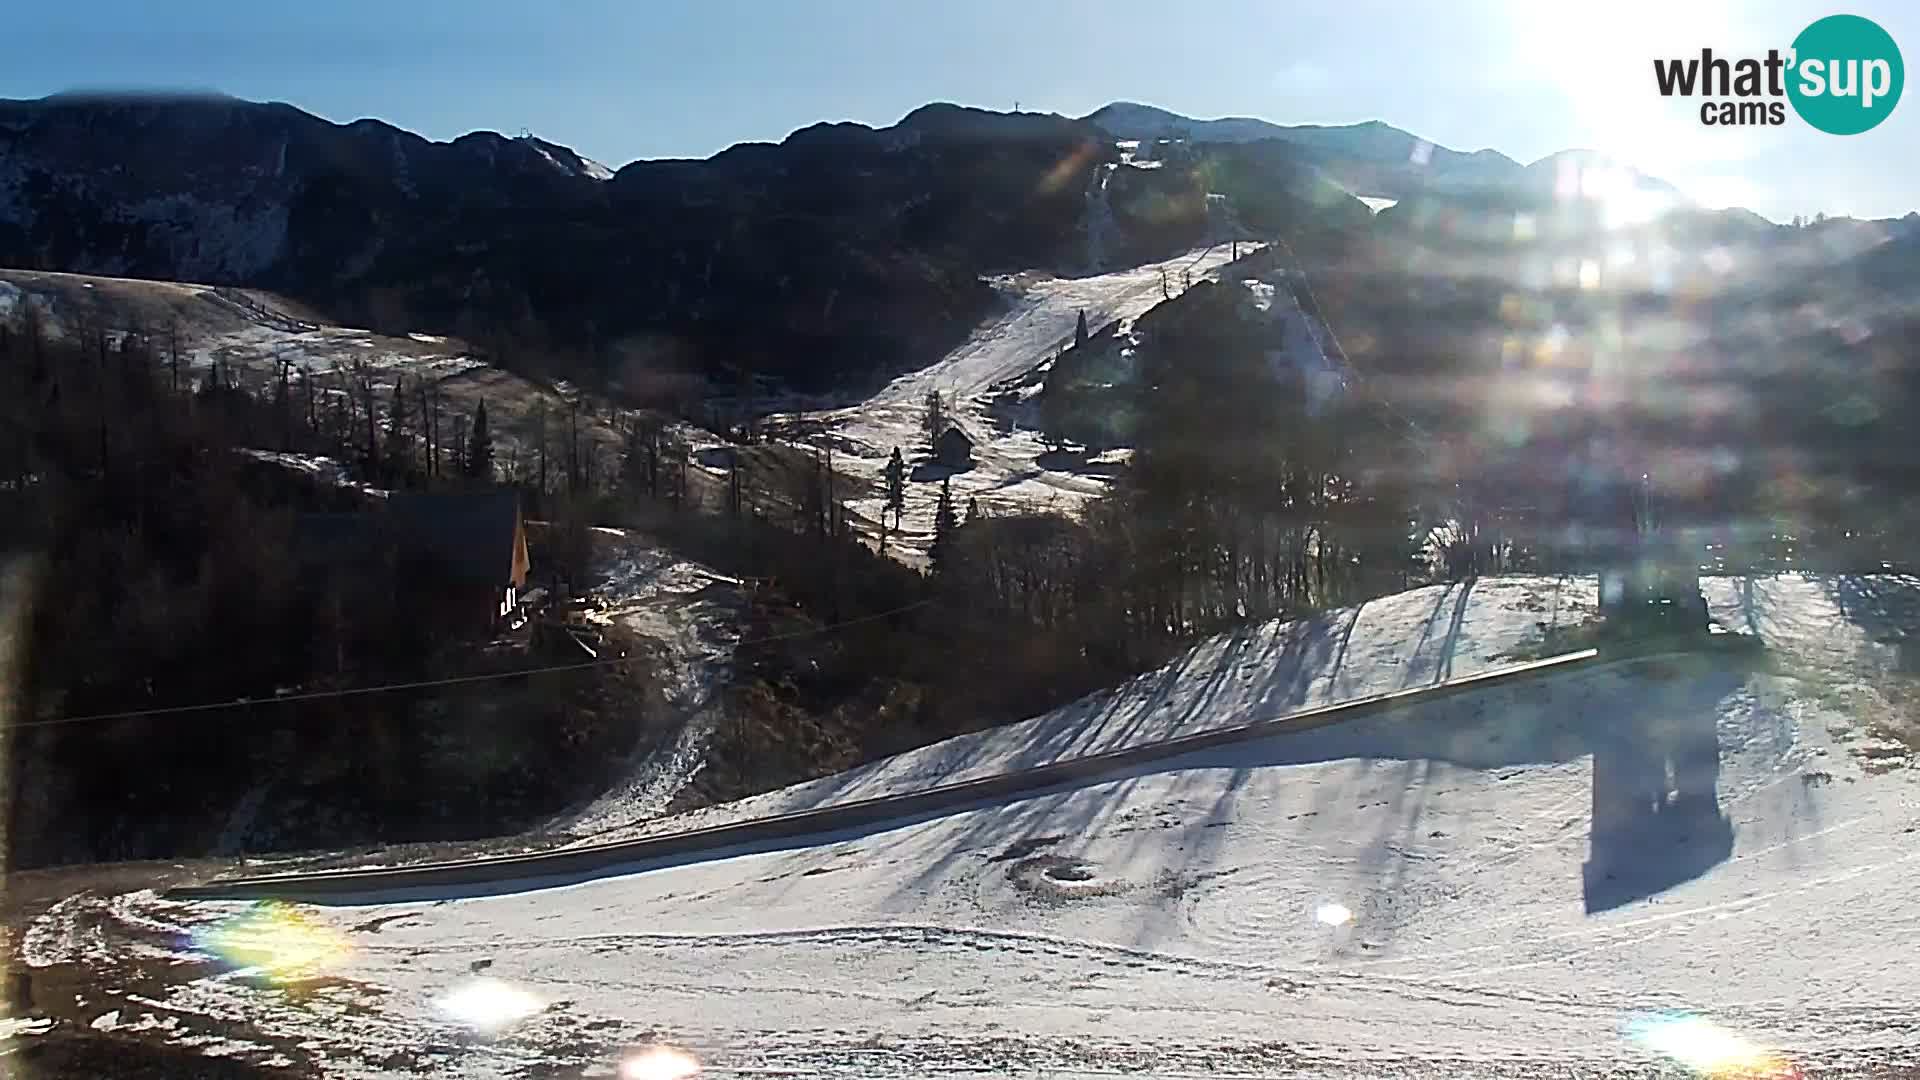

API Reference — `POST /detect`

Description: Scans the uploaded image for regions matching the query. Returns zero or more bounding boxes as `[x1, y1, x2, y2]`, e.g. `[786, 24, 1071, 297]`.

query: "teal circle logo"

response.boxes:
[1787, 14, 1903, 134]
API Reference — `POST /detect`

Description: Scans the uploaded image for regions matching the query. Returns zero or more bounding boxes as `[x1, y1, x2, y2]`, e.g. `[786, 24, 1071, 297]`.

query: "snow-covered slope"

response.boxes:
[25, 574, 1920, 1077]
[599, 575, 1595, 843]
[556, 529, 745, 836]
[0, 268, 630, 484]
[761, 242, 1258, 565]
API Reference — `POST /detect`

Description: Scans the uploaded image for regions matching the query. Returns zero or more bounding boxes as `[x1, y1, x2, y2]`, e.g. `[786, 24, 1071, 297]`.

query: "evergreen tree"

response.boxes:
[966, 496, 980, 524]
[884, 447, 906, 529]
[465, 400, 495, 481]
[620, 416, 648, 498]
[728, 450, 745, 518]
[530, 399, 550, 493]
[801, 451, 828, 536]
[419, 382, 440, 479]
[1039, 354, 1073, 451]
[565, 400, 582, 493]
[273, 356, 294, 451]
[1074, 309, 1089, 349]
[450, 412, 469, 476]
[166, 318, 182, 392]
[922, 389, 947, 448]
[353, 364, 380, 478]
[665, 433, 689, 510]
[385, 379, 413, 484]
[930, 477, 958, 572]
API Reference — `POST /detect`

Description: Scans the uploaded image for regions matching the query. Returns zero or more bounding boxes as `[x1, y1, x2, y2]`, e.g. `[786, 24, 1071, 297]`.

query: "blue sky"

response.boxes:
[5, 0, 1915, 221]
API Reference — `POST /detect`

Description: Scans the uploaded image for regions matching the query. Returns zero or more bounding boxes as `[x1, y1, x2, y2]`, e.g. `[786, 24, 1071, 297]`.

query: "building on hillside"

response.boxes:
[388, 491, 532, 635]
[293, 491, 531, 639]
[292, 512, 387, 571]
[935, 425, 975, 471]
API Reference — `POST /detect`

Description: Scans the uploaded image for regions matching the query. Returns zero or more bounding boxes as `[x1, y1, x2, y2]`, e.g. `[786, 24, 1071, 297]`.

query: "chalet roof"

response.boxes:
[291, 512, 387, 568]
[386, 491, 523, 585]
[937, 425, 973, 447]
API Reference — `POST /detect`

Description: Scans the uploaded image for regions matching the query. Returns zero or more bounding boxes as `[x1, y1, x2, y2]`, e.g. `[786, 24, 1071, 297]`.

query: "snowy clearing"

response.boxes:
[0, 267, 631, 482]
[21, 573, 1920, 1077]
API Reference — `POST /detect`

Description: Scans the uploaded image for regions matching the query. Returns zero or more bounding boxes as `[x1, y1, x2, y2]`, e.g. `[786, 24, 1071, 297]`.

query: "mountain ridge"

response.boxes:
[0, 93, 1155, 395]
[1079, 100, 1695, 205]
[7, 90, 1916, 401]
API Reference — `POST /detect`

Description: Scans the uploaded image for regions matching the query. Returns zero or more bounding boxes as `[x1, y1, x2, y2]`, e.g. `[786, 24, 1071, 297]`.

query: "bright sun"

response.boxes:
[1506, 0, 1745, 180]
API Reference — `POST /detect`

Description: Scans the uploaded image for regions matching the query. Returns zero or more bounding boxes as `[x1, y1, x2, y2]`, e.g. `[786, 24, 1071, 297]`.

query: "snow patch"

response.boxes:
[555, 537, 743, 837]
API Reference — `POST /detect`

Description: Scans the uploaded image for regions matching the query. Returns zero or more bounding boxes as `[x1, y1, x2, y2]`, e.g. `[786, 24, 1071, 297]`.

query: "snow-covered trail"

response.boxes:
[551, 531, 744, 838]
[29, 574, 1920, 1077]
[872, 244, 1245, 409]
[767, 244, 1257, 564]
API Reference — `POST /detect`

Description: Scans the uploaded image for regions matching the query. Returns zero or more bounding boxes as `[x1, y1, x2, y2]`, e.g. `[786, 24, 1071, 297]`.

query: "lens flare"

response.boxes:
[191, 902, 350, 980]
[622, 1044, 702, 1080]
[437, 977, 543, 1033]
[1315, 903, 1353, 926]
[1038, 142, 1096, 196]
[1628, 1014, 1802, 1078]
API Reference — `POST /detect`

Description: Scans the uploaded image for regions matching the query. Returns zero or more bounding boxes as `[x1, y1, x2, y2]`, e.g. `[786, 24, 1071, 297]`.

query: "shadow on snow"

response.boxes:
[280, 655, 1743, 920]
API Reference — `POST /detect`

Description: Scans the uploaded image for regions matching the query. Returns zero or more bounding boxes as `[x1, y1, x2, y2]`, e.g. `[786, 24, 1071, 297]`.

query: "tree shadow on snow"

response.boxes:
[1578, 664, 1737, 913]
[909, 460, 965, 482]
[1825, 574, 1920, 670]
[1034, 448, 1126, 479]
[265, 658, 1743, 918]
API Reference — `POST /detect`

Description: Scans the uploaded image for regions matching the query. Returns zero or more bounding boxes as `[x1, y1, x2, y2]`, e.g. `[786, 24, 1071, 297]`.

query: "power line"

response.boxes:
[14, 595, 936, 732]
[20, 529, 1218, 734]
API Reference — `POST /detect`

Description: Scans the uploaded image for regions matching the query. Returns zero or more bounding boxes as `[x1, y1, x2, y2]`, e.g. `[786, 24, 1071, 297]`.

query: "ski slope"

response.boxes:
[586, 574, 1598, 845]
[767, 244, 1257, 564]
[22, 574, 1920, 1077]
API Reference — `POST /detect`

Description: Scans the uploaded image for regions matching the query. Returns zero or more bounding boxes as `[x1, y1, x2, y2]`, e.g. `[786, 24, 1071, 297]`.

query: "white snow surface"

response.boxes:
[30, 573, 1920, 1077]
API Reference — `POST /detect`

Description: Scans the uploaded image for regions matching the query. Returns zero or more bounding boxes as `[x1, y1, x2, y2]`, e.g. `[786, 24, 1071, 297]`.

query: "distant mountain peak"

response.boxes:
[1081, 101, 1524, 200]
[1080, 101, 1695, 205]
[896, 102, 1082, 140]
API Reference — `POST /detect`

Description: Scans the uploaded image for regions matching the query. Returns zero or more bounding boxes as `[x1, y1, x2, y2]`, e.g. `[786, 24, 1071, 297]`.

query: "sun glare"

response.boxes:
[622, 1045, 703, 1080]
[436, 977, 544, 1032]
[1508, 0, 1747, 190]
[1628, 1014, 1802, 1078]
